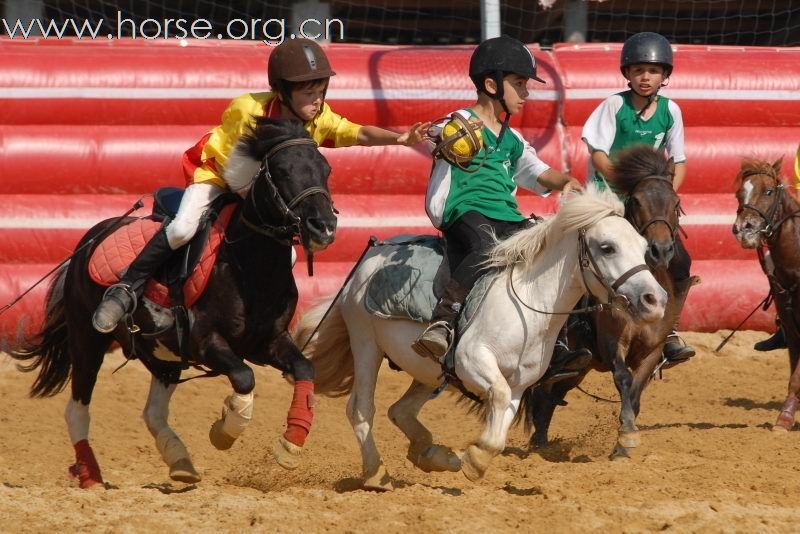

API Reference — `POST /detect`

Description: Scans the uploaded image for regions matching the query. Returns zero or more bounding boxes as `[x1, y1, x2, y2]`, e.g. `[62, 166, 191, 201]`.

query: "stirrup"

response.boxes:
[411, 321, 453, 363]
[92, 284, 138, 334]
[104, 283, 138, 313]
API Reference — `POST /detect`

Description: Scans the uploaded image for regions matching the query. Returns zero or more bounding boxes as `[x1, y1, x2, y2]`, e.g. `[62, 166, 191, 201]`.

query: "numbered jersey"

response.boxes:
[582, 91, 685, 185]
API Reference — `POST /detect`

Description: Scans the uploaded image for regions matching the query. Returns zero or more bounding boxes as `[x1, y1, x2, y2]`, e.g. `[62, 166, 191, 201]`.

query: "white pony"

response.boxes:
[294, 186, 666, 489]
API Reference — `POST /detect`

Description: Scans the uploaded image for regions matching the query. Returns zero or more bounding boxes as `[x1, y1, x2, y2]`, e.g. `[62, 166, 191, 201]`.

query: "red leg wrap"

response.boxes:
[283, 380, 315, 447]
[69, 439, 104, 489]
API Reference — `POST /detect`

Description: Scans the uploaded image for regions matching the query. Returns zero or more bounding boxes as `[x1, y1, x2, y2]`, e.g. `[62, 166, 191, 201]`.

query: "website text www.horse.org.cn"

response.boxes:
[0, 11, 345, 44]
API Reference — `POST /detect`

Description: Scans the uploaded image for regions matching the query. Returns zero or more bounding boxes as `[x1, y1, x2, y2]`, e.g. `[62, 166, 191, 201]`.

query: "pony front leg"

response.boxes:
[268, 332, 316, 470]
[610, 354, 640, 459]
[388, 380, 460, 473]
[461, 378, 520, 482]
[142, 376, 201, 483]
[528, 372, 588, 450]
[209, 391, 254, 450]
[774, 345, 800, 431]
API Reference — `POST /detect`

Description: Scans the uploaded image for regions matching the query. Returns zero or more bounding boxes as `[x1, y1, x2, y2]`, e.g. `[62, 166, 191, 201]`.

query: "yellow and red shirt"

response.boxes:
[182, 91, 362, 188]
[795, 143, 800, 190]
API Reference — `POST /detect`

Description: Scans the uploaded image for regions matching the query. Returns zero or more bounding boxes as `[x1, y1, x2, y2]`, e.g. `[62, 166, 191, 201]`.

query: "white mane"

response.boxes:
[486, 182, 625, 270]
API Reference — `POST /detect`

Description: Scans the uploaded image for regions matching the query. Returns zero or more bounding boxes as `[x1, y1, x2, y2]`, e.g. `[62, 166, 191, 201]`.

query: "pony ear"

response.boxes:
[772, 157, 784, 175]
[666, 159, 676, 179]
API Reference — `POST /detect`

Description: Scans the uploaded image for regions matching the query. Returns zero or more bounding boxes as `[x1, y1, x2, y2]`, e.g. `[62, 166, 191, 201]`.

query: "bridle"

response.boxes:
[736, 169, 800, 241]
[625, 175, 685, 240]
[238, 137, 333, 244]
[509, 216, 650, 315]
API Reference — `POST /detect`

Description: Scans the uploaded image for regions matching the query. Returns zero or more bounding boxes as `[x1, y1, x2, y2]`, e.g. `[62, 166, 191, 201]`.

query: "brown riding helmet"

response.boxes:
[268, 38, 336, 88]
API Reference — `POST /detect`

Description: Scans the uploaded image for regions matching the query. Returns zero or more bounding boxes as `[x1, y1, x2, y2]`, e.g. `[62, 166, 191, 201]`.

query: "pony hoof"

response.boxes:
[774, 413, 795, 432]
[610, 444, 631, 461]
[461, 445, 493, 482]
[272, 436, 302, 470]
[772, 425, 789, 433]
[409, 445, 462, 473]
[617, 431, 641, 448]
[209, 419, 236, 450]
[362, 463, 394, 492]
[169, 458, 202, 484]
[68, 464, 104, 489]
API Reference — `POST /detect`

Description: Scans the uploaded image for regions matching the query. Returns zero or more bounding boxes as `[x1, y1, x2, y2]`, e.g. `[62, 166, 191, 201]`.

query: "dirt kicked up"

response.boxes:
[2, 330, 799, 533]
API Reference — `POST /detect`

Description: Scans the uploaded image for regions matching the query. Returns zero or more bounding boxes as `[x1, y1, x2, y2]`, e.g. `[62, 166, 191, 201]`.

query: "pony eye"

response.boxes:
[600, 244, 616, 255]
[765, 189, 774, 196]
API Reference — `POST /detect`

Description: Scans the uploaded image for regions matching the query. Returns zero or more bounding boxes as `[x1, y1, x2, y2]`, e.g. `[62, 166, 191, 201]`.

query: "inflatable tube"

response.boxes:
[0, 257, 774, 337]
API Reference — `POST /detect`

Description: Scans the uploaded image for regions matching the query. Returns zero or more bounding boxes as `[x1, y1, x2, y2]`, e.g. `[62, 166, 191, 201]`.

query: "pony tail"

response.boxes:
[291, 297, 355, 397]
[7, 265, 73, 397]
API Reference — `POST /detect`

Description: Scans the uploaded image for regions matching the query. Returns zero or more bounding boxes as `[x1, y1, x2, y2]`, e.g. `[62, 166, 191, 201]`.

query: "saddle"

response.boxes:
[88, 187, 237, 309]
[363, 235, 497, 392]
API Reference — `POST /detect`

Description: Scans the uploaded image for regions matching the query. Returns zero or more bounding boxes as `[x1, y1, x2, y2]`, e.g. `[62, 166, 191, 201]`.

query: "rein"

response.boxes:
[508, 222, 649, 316]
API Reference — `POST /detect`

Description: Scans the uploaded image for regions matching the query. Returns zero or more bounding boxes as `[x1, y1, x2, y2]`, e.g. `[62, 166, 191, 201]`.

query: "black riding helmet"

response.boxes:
[620, 32, 673, 117]
[469, 36, 544, 142]
[620, 32, 673, 78]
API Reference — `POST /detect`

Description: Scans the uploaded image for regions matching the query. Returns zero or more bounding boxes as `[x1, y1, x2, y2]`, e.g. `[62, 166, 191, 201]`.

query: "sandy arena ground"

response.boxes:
[2, 331, 800, 533]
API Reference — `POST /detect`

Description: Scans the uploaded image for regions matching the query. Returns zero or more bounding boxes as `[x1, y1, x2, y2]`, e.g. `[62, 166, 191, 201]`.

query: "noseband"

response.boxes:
[576, 226, 650, 312]
[240, 137, 332, 243]
[509, 216, 650, 315]
[736, 169, 798, 240]
[625, 175, 684, 240]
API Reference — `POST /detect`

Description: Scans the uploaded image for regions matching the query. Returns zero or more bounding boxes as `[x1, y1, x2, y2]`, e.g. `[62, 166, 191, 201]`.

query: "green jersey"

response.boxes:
[582, 90, 686, 190]
[425, 109, 551, 229]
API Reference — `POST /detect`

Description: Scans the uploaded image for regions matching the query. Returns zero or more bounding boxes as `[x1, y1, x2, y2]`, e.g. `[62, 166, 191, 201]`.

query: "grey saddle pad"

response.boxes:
[364, 235, 495, 328]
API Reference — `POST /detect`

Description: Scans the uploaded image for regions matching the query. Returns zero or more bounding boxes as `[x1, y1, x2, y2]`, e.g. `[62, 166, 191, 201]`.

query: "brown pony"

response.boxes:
[525, 145, 699, 458]
[732, 157, 800, 431]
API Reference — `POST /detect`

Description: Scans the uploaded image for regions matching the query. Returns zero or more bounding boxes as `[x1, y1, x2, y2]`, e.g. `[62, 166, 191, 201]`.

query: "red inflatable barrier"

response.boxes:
[3, 258, 771, 338]
[0, 40, 558, 129]
[0, 126, 564, 195]
[564, 125, 800, 189]
[554, 43, 800, 128]
[3, 40, 800, 337]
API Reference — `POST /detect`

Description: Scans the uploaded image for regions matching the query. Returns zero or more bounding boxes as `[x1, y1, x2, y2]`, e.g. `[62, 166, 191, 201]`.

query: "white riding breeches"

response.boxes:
[165, 182, 299, 268]
[165, 183, 225, 250]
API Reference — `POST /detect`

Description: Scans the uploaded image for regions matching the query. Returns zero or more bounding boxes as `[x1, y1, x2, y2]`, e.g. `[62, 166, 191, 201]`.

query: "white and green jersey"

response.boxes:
[582, 91, 686, 187]
[425, 108, 551, 230]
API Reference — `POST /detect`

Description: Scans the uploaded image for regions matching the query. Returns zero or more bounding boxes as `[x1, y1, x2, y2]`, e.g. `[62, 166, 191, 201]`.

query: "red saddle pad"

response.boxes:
[88, 204, 236, 308]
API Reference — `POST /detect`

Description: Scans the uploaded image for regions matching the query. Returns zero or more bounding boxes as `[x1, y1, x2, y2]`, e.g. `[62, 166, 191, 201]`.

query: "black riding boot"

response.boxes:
[541, 334, 593, 384]
[662, 277, 697, 367]
[754, 323, 787, 352]
[412, 280, 469, 363]
[92, 229, 174, 333]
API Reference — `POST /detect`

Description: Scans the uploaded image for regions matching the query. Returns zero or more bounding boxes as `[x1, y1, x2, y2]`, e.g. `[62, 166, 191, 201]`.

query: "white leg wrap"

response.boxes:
[219, 392, 254, 439]
[65, 399, 90, 444]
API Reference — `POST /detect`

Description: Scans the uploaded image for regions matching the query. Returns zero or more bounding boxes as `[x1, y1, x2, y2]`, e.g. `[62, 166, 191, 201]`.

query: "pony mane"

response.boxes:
[611, 145, 673, 194]
[486, 182, 624, 269]
[242, 117, 312, 156]
[734, 158, 783, 187]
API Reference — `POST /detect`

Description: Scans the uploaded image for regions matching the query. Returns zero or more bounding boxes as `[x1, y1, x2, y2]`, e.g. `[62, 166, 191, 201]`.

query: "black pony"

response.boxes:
[8, 118, 337, 488]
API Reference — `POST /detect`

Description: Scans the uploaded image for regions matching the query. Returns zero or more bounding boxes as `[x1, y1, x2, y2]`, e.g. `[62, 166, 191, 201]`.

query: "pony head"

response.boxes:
[489, 183, 665, 323]
[228, 118, 337, 253]
[612, 145, 681, 268]
[732, 158, 786, 249]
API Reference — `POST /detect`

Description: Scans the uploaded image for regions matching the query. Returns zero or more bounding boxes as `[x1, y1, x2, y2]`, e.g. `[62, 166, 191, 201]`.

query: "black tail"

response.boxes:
[8, 265, 73, 397]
